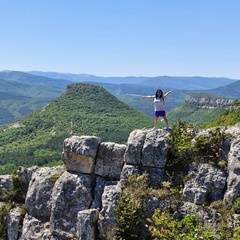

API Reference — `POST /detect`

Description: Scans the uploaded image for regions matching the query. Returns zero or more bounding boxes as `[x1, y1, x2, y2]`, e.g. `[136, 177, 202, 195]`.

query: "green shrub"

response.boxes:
[114, 174, 182, 240]
[51, 170, 64, 182]
[233, 226, 240, 240]
[192, 127, 228, 168]
[115, 173, 153, 240]
[147, 209, 216, 240]
[166, 120, 229, 177]
[166, 120, 197, 175]
[2, 173, 26, 203]
[0, 203, 12, 239]
[233, 198, 240, 214]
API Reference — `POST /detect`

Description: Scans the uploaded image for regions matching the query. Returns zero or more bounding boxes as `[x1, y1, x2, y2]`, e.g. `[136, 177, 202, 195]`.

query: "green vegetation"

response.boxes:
[114, 174, 182, 240]
[187, 92, 222, 98]
[166, 120, 229, 176]
[114, 168, 240, 239]
[205, 100, 240, 128]
[0, 173, 27, 239]
[0, 83, 154, 174]
[114, 174, 153, 240]
[147, 202, 240, 239]
[0, 76, 67, 125]
[147, 210, 215, 239]
[0, 118, 239, 238]
[206, 80, 240, 99]
[0, 203, 12, 239]
[167, 101, 226, 127]
[94, 82, 185, 117]
[233, 198, 240, 214]
[114, 173, 240, 239]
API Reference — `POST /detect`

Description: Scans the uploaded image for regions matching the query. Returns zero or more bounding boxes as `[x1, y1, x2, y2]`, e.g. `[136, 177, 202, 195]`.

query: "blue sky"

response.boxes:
[1, 0, 240, 79]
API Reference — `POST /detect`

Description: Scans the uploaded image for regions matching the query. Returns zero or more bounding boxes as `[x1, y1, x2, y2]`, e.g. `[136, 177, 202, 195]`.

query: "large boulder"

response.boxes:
[124, 129, 147, 165]
[6, 207, 23, 240]
[98, 183, 121, 239]
[62, 135, 101, 173]
[77, 209, 99, 240]
[15, 166, 39, 202]
[20, 213, 51, 240]
[183, 163, 227, 205]
[122, 129, 168, 188]
[94, 142, 126, 180]
[124, 129, 168, 168]
[25, 166, 64, 221]
[224, 138, 240, 202]
[141, 129, 169, 168]
[0, 175, 12, 200]
[50, 171, 94, 237]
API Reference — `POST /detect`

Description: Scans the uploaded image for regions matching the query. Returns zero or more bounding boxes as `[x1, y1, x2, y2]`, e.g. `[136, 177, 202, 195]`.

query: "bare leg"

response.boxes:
[162, 116, 168, 127]
[154, 117, 159, 127]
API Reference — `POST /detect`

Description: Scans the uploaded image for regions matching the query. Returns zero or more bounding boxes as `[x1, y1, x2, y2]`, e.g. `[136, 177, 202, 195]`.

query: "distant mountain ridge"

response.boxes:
[204, 79, 240, 98]
[140, 76, 237, 90]
[0, 70, 239, 126]
[27, 70, 237, 90]
[0, 71, 71, 87]
[28, 71, 148, 85]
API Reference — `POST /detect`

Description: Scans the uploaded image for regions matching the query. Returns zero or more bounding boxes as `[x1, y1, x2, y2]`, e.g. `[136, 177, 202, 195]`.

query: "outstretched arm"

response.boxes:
[142, 95, 155, 99]
[164, 90, 173, 98]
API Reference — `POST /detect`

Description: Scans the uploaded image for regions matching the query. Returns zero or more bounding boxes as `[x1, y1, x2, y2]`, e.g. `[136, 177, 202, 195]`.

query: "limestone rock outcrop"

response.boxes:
[1, 123, 240, 239]
[185, 94, 236, 109]
[182, 163, 227, 204]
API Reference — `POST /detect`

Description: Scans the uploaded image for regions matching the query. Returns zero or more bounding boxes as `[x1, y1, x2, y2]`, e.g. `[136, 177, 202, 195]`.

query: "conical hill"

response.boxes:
[0, 83, 153, 174]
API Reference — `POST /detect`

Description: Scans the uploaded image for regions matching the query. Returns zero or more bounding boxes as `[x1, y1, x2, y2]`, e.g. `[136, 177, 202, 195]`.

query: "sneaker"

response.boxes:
[165, 127, 171, 132]
[151, 127, 156, 131]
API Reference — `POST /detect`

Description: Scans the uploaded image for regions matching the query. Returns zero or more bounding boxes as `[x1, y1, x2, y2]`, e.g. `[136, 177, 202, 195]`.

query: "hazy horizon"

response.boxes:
[1, 1, 240, 79]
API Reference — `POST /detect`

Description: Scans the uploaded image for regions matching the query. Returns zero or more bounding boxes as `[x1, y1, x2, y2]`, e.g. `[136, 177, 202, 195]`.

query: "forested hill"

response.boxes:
[0, 83, 153, 174]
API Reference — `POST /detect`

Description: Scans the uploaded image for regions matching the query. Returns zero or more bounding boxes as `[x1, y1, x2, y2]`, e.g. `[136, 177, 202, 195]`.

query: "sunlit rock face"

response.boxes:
[185, 94, 235, 109]
[1, 123, 240, 240]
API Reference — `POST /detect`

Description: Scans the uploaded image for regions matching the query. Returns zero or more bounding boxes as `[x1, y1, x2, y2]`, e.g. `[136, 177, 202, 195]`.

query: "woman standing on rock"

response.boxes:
[142, 89, 173, 130]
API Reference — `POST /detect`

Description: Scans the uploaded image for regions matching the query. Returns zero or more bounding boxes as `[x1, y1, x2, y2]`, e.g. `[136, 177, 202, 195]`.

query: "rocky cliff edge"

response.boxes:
[1, 123, 240, 239]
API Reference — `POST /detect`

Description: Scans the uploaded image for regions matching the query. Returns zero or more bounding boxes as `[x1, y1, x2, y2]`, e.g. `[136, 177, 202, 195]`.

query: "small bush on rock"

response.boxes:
[0, 203, 12, 239]
[115, 173, 152, 239]
[166, 120, 229, 178]
[147, 209, 216, 240]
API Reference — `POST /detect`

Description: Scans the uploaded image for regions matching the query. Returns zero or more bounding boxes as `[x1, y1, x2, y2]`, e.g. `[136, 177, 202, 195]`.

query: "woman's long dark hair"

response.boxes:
[155, 89, 164, 103]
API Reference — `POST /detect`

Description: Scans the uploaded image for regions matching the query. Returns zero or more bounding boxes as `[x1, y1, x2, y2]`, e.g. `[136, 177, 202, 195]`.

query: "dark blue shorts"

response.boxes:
[154, 110, 166, 117]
